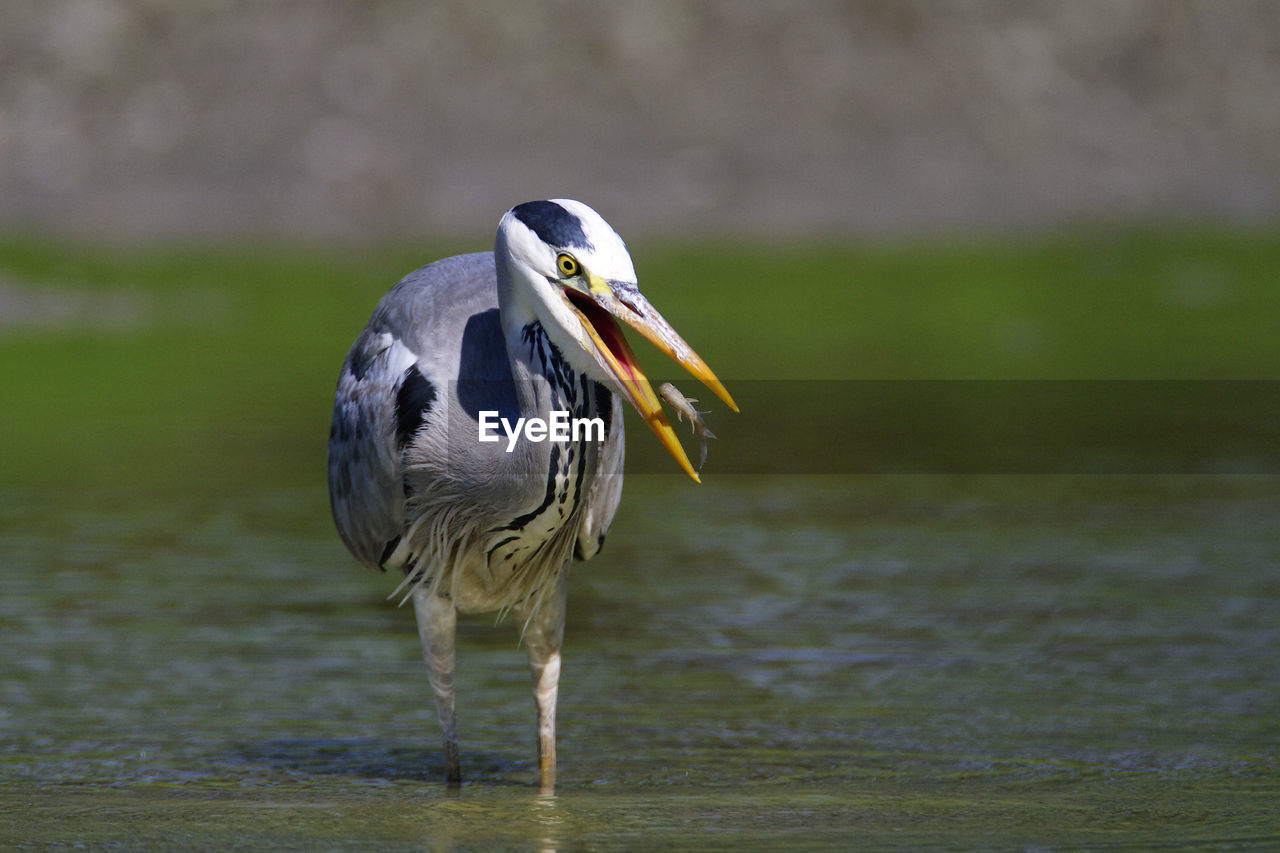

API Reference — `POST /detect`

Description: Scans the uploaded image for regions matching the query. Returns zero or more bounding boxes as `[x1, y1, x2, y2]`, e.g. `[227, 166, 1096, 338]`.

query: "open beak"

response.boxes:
[559, 278, 737, 482]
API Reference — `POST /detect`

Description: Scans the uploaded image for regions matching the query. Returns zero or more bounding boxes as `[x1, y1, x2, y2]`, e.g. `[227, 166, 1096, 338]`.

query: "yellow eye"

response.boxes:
[556, 253, 580, 277]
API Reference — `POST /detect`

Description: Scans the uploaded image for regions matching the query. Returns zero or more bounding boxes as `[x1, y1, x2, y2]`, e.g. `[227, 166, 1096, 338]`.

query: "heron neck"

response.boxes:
[494, 254, 541, 361]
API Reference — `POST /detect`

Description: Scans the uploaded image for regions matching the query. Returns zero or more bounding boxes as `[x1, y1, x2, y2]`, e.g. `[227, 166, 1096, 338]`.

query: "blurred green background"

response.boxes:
[3, 2, 1280, 491]
[2, 228, 1278, 491]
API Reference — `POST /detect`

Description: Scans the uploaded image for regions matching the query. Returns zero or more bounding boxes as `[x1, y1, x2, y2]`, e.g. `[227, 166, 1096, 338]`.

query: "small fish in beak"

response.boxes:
[658, 382, 717, 471]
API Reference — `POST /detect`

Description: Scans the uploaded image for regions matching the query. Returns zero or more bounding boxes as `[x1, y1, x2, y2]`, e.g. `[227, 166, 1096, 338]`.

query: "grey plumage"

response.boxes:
[329, 252, 621, 618]
[327, 200, 735, 789]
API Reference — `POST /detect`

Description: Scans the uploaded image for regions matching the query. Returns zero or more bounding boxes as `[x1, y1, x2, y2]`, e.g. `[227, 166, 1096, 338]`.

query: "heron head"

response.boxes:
[495, 199, 737, 481]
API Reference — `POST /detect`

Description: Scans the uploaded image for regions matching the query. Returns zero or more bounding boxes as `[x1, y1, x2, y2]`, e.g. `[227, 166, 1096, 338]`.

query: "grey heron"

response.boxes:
[327, 199, 736, 788]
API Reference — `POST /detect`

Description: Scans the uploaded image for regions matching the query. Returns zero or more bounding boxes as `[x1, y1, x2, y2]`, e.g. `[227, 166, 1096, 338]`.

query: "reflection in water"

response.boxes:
[533, 790, 561, 853]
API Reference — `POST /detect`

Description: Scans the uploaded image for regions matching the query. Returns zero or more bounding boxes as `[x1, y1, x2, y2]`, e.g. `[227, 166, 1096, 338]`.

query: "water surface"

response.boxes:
[3, 475, 1277, 848]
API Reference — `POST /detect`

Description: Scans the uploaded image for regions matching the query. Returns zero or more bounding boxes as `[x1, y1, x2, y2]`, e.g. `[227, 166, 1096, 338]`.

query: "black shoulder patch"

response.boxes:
[395, 366, 436, 451]
[511, 200, 593, 250]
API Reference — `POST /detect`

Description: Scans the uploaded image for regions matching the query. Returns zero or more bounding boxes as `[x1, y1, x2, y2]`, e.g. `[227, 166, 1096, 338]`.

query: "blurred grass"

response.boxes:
[644, 228, 1280, 380]
[1, 227, 1277, 491]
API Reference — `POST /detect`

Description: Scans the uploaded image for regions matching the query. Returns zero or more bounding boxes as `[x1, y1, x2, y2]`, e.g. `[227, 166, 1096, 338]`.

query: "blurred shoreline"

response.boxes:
[3, 1, 1279, 244]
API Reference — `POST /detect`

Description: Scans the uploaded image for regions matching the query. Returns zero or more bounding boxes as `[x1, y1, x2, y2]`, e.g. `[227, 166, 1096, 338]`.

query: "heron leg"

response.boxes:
[517, 574, 568, 791]
[412, 587, 460, 784]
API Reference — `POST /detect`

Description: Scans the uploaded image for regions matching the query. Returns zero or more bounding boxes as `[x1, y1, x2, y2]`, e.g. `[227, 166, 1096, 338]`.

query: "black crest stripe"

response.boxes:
[512, 200, 593, 250]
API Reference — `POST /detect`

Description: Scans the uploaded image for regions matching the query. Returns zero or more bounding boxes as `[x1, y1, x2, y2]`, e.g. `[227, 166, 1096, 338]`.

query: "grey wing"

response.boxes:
[574, 389, 625, 561]
[327, 327, 421, 570]
[328, 252, 499, 571]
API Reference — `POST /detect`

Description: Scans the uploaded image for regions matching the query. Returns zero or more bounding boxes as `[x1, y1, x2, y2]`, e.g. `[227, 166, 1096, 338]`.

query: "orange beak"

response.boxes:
[559, 279, 737, 481]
